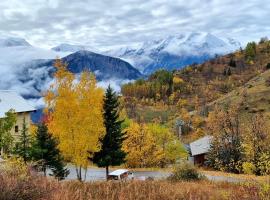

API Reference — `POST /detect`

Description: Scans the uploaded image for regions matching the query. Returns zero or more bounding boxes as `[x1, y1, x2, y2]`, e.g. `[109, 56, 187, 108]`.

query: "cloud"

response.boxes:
[0, 0, 268, 49]
[97, 79, 133, 92]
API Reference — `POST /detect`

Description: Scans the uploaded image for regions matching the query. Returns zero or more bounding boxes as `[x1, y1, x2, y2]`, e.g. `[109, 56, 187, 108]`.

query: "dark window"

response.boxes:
[15, 125, 19, 133]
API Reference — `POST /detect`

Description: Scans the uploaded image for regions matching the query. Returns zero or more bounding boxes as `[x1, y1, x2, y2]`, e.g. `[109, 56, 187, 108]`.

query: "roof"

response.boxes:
[190, 135, 213, 156]
[0, 90, 36, 118]
[109, 169, 129, 176]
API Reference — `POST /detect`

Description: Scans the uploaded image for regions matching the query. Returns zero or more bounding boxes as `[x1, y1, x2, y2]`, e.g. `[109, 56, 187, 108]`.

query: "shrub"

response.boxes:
[0, 158, 53, 200]
[0, 157, 29, 179]
[242, 162, 256, 175]
[257, 152, 270, 175]
[167, 162, 203, 181]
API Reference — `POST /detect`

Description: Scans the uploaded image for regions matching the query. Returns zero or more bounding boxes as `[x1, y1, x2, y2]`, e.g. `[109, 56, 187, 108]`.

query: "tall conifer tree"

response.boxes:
[14, 117, 31, 162]
[92, 86, 126, 180]
[31, 123, 69, 180]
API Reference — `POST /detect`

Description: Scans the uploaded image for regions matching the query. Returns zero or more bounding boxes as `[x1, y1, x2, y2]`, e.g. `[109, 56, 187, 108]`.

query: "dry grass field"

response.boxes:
[0, 172, 268, 200]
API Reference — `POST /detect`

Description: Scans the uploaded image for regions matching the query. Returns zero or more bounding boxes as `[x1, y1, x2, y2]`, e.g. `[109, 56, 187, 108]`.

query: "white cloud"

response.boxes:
[97, 79, 133, 92]
[0, 0, 268, 49]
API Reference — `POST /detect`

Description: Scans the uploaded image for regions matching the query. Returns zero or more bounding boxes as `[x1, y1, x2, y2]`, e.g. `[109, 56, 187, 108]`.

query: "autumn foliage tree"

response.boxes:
[44, 59, 105, 181]
[147, 123, 187, 167]
[206, 105, 244, 173]
[123, 121, 186, 168]
[123, 122, 163, 168]
[242, 114, 270, 175]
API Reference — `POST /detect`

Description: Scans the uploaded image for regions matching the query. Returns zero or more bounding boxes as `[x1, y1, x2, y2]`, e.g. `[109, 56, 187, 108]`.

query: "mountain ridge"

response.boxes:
[106, 32, 241, 74]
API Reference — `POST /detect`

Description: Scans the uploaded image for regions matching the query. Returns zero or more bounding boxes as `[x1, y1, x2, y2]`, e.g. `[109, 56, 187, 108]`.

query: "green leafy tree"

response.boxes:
[14, 117, 31, 162]
[245, 42, 256, 61]
[31, 123, 69, 180]
[147, 123, 187, 167]
[0, 110, 16, 154]
[91, 86, 126, 180]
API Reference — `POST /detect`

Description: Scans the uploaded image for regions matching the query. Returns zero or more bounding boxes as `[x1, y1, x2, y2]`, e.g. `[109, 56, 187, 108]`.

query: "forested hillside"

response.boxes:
[121, 38, 270, 142]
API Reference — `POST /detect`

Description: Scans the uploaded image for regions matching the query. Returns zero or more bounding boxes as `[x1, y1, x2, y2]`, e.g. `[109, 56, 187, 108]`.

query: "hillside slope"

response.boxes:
[122, 39, 270, 111]
[121, 39, 270, 141]
[208, 69, 270, 117]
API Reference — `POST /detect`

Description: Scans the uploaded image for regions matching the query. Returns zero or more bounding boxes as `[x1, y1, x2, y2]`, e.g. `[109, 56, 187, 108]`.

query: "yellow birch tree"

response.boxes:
[44, 59, 104, 181]
[123, 121, 163, 168]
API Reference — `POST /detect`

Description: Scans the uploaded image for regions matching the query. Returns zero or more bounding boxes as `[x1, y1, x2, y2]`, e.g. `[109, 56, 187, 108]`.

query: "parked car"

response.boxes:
[108, 169, 134, 181]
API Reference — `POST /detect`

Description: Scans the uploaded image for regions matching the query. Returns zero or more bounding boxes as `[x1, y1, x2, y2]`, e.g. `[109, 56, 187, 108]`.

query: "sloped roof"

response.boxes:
[190, 135, 213, 156]
[0, 90, 36, 118]
[109, 169, 129, 176]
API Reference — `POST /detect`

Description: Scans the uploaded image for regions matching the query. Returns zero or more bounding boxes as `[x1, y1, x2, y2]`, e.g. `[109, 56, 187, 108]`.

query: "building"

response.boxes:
[189, 135, 212, 166]
[0, 90, 36, 140]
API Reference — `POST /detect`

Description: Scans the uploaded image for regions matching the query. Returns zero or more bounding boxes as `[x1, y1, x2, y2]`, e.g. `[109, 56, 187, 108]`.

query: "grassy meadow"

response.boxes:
[0, 172, 267, 200]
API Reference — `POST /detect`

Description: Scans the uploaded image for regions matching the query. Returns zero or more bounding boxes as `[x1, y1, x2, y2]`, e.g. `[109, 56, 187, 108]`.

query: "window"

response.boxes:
[15, 125, 19, 133]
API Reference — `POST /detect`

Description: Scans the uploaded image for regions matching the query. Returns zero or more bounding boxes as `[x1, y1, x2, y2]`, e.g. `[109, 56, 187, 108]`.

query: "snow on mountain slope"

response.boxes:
[106, 32, 241, 74]
[0, 37, 31, 47]
[51, 43, 98, 53]
[0, 38, 70, 102]
[0, 38, 140, 113]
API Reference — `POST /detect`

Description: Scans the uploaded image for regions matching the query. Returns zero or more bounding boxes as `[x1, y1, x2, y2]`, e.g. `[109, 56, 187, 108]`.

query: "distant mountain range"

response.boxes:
[0, 33, 241, 118]
[34, 50, 141, 80]
[105, 32, 241, 74]
[51, 43, 98, 53]
[0, 37, 141, 113]
[0, 37, 31, 47]
[49, 33, 241, 75]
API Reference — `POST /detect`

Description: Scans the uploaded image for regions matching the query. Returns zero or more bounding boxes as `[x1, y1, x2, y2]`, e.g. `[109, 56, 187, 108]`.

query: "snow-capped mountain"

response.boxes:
[51, 43, 98, 53]
[0, 33, 241, 119]
[105, 32, 241, 74]
[0, 37, 141, 114]
[0, 37, 31, 47]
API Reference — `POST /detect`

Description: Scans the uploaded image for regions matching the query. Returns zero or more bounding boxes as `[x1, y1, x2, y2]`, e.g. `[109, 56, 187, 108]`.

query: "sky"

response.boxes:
[0, 0, 269, 49]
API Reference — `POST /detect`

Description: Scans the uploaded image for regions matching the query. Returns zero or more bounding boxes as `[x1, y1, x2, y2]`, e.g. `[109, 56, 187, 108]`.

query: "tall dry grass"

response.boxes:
[0, 172, 265, 200]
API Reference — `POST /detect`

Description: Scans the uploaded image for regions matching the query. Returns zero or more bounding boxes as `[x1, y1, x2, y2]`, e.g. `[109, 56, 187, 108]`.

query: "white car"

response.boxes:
[108, 169, 134, 181]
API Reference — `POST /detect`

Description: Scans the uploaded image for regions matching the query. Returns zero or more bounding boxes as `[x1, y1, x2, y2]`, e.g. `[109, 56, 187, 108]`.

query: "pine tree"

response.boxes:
[227, 67, 232, 76]
[31, 123, 69, 180]
[50, 156, 70, 180]
[14, 117, 31, 162]
[91, 86, 126, 180]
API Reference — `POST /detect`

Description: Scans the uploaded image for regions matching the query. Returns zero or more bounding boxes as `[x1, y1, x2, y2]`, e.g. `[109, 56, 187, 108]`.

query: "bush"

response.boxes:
[167, 162, 203, 181]
[0, 158, 53, 200]
[257, 153, 270, 175]
[242, 162, 256, 175]
[0, 157, 29, 179]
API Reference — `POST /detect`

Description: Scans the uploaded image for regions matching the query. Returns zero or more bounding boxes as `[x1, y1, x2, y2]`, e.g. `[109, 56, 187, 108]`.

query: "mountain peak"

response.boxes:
[106, 32, 242, 74]
[51, 43, 98, 53]
[0, 37, 31, 47]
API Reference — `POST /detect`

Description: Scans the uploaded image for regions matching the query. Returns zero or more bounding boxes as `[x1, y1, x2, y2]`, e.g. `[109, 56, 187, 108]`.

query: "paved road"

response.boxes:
[63, 166, 247, 183]
[65, 166, 170, 181]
